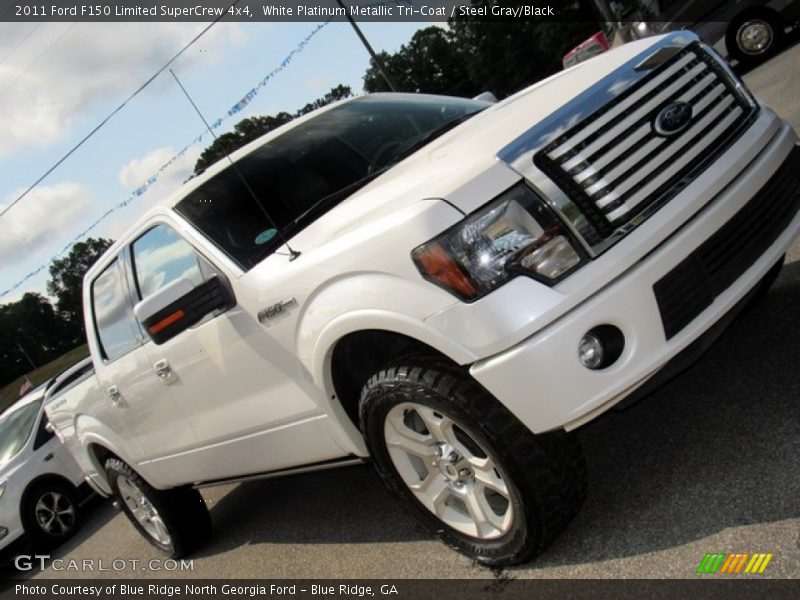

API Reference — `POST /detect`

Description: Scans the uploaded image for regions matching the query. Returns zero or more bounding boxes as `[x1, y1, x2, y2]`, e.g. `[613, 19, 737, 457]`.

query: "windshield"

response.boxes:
[0, 398, 41, 466]
[176, 94, 488, 270]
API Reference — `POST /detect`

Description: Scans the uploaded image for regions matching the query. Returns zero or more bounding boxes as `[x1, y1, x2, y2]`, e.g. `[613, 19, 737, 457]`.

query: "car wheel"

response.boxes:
[726, 12, 784, 64]
[105, 458, 211, 558]
[359, 361, 586, 566]
[23, 483, 79, 545]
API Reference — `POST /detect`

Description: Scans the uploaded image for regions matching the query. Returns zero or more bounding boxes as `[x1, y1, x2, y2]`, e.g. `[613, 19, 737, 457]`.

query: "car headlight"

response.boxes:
[412, 184, 584, 301]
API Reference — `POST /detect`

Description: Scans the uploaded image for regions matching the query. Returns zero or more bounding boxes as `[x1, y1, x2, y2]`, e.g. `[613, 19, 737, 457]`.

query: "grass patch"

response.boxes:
[0, 345, 89, 413]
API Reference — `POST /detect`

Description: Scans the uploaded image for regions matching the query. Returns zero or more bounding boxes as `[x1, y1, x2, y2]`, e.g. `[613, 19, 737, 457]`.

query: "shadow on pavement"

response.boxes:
[195, 463, 427, 559]
[518, 260, 800, 570]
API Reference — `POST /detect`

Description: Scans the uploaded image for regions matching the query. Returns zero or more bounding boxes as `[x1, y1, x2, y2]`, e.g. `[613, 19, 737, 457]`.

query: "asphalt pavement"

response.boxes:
[8, 41, 800, 582]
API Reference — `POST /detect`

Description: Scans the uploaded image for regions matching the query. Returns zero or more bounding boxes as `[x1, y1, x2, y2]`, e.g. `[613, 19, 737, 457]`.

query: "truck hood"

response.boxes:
[293, 33, 689, 246]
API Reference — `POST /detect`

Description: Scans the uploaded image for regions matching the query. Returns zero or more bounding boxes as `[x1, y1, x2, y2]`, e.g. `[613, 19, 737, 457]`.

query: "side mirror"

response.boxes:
[134, 276, 233, 345]
[472, 91, 498, 104]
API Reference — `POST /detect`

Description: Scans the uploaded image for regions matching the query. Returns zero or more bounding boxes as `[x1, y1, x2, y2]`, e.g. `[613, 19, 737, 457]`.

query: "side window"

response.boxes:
[91, 259, 141, 362]
[33, 414, 54, 451]
[131, 224, 204, 300]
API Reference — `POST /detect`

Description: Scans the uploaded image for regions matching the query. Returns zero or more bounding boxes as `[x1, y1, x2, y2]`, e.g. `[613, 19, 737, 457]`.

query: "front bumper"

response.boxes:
[470, 132, 800, 433]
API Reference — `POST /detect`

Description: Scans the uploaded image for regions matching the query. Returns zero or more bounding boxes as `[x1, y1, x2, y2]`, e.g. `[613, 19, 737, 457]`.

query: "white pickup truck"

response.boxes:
[46, 31, 800, 566]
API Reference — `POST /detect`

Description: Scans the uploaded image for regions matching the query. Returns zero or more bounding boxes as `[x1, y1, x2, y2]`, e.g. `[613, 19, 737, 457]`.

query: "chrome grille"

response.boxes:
[534, 43, 757, 244]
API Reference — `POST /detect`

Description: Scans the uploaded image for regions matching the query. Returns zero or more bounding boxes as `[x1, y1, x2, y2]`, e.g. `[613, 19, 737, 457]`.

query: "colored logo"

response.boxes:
[654, 101, 693, 137]
[696, 552, 773, 574]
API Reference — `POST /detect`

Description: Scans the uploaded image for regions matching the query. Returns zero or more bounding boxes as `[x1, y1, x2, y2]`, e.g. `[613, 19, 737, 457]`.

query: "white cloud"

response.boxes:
[0, 22, 245, 158]
[0, 182, 92, 263]
[118, 145, 201, 193]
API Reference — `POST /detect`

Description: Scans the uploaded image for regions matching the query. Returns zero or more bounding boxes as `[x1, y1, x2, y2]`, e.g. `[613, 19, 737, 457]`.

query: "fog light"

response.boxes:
[578, 325, 625, 370]
[578, 333, 604, 369]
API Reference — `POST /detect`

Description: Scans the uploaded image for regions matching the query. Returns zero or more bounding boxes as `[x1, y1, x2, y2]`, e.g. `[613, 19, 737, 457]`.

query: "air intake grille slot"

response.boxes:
[535, 43, 757, 244]
[654, 146, 800, 340]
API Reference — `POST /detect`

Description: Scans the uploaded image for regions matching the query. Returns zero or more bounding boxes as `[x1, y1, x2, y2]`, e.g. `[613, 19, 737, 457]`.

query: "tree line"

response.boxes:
[0, 238, 112, 388]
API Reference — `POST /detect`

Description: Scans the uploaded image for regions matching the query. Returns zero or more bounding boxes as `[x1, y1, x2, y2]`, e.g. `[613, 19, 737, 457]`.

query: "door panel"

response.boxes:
[89, 256, 196, 476]
[130, 221, 344, 483]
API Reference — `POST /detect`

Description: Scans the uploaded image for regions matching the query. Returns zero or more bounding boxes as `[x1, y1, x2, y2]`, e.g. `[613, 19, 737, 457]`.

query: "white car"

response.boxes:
[0, 362, 91, 554]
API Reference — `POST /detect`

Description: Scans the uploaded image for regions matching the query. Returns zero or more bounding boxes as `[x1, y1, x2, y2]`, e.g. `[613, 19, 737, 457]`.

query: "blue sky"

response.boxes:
[0, 20, 427, 302]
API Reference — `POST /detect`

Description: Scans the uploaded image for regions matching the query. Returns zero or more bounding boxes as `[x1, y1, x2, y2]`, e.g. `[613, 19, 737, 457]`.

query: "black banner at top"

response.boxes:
[1, 0, 760, 23]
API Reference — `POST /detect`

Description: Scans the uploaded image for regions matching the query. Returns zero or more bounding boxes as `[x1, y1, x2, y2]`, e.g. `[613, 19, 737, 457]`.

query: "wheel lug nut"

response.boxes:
[459, 468, 471, 477]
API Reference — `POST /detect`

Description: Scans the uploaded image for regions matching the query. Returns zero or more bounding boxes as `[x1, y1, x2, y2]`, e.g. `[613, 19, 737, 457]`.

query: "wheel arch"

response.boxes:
[326, 328, 469, 435]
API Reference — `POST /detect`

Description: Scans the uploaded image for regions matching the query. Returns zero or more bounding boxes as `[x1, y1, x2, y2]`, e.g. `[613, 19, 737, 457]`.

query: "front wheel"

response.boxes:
[359, 361, 586, 566]
[726, 13, 784, 64]
[105, 458, 211, 558]
[23, 483, 79, 546]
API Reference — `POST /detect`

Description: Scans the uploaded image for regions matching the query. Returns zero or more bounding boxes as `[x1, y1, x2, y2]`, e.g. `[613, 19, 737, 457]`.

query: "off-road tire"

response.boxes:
[105, 458, 211, 558]
[359, 361, 586, 567]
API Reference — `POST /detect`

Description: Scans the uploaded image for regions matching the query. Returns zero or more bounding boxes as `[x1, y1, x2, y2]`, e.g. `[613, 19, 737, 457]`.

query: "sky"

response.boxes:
[0, 19, 428, 303]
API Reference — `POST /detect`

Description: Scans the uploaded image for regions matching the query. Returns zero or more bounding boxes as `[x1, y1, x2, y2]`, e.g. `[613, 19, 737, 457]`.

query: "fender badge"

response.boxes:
[258, 298, 298, 323]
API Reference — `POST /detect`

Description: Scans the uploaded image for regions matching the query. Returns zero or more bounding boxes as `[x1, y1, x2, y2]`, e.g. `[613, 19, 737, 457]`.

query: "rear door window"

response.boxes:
[91, 259, 142, 362]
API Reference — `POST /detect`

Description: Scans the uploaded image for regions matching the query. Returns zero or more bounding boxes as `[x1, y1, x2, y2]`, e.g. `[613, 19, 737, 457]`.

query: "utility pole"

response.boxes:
[335, 0, 398, 91]
[16, 340, 37, 371]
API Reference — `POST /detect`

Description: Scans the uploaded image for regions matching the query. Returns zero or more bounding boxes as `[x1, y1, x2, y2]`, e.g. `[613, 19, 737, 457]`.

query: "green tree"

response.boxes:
[448, 2, 599, 98]
[0, 293, 71, 386]
[296, 84, 354, 116]
[363, 4, 599, 100]
[47, 237, 114, 344]
[363, 27, 477, 96]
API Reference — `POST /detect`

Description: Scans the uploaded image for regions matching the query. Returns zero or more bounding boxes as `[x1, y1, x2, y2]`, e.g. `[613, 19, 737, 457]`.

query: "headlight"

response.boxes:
[412, 184, 583, 301]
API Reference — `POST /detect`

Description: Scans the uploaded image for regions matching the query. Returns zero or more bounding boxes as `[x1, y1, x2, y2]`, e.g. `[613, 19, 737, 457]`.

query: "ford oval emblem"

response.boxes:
[653, 101, 693, 137]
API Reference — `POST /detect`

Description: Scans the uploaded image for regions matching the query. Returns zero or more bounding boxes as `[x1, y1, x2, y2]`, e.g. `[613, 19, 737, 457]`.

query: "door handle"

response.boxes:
[107, 385, 121, 406]
[154, 359, 172, 380]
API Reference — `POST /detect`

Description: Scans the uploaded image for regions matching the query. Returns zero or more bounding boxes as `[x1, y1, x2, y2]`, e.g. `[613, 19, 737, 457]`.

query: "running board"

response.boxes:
[192, 457, 365, 489]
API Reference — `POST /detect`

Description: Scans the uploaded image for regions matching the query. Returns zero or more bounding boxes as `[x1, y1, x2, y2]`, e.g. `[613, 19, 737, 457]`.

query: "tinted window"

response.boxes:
[92, 259, 141, 361]
[176, 95, 487, 270]
[132, 224, 203, 300]
[33, 413, 54, 451]
[0, 399, 40, 465]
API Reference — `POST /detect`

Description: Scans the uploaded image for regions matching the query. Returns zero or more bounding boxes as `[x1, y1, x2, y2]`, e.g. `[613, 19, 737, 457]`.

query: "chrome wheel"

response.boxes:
[384, 402, 514, 540]
[34, 491, 76, 536]
[117, 475, 172, 546]
[736, 19, 774, 55]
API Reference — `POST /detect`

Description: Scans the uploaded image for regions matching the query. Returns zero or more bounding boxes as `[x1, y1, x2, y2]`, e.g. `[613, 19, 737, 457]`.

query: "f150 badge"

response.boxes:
[258, 298, 298, 323]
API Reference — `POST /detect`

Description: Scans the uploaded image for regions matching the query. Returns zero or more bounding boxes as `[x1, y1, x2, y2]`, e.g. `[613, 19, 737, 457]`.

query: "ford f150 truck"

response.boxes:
[46, 31, 800, 566]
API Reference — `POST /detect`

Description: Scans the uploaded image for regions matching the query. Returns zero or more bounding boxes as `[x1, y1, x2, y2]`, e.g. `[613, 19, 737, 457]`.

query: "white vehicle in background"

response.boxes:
[0, 361, 92, 554]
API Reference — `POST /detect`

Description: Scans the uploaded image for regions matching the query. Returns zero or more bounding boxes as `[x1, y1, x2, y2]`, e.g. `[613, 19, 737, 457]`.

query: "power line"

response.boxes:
[0, 22, 76, 99]
[0, 23, 43, 68]
[0, 1, 240, 221]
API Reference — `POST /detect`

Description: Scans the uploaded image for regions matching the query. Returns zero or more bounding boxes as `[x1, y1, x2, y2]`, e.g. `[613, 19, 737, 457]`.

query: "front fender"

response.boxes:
[297, 274, 478, 452]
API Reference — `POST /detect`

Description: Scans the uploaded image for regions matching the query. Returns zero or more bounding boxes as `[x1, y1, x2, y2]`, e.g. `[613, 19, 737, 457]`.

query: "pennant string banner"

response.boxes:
[1, 21, 330, 299]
